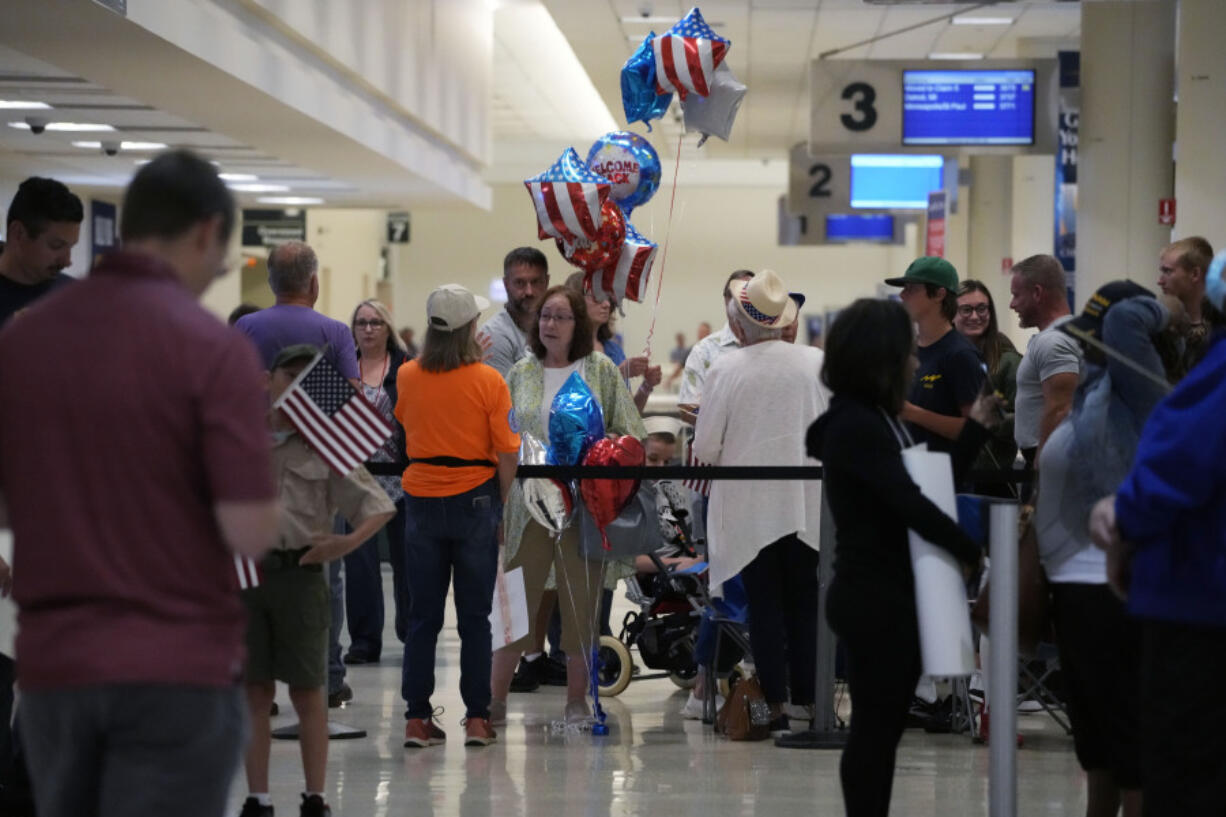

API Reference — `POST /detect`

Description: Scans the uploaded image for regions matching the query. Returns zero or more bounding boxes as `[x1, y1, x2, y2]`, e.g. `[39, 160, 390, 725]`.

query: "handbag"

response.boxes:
[577, 481, 658, 562]
[716, 675, 772, 741]
[970, 498, 1052, 658]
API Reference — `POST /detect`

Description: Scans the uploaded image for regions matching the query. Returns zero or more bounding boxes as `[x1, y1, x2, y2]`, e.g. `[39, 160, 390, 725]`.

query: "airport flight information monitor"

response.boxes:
[849, 154, 944, 209]
[825, 214, 896, 243]
[902, 69, 1036, 146]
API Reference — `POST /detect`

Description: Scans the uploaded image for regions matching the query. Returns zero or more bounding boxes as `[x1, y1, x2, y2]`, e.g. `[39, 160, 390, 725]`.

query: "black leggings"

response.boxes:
[828, 582, 922, 817]
[739, 533, 818, 706]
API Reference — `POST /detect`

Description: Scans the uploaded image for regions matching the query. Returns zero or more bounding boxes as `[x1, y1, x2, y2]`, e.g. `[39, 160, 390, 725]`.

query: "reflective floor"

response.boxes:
[231, 569, 1088, 817]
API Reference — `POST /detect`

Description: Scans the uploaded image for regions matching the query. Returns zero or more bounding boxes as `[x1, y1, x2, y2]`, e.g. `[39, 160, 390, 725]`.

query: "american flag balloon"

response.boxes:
[652, 7, 730, 101]
[587, 221, 657, 304]
[524, 148, 612, 245]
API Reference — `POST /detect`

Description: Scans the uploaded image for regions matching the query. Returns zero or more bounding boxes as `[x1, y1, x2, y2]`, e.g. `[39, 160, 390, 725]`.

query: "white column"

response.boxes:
[1077, 0, 1176, 302]
[1173, 0, 1226, 249]
[967, 156, 1027, 348]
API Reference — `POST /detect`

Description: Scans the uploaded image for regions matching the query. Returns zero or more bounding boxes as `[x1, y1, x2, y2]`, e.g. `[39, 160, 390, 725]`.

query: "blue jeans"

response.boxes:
[342, 497, 408, 656]
[401, 481, 501, 720]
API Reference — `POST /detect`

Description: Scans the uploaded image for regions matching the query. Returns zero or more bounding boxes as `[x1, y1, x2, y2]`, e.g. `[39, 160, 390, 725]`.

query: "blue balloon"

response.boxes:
[621, 33, 672, 130]
[547, 371, 606, 466]
[586, 131, 661, 215]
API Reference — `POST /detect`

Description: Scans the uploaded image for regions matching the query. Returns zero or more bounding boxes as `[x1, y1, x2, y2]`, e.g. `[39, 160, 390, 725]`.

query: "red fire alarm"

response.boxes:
[1159, 198, 1176, 226]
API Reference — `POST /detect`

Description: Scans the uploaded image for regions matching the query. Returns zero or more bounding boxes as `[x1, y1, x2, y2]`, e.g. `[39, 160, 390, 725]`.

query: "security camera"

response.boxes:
[25, 116, 47, 135]
[101, 140, 120, 157]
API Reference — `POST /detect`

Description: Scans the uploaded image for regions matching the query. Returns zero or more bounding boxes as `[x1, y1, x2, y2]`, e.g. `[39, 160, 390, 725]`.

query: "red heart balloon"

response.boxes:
[556, 200, 626, 275]
[580, 435, 644, 549]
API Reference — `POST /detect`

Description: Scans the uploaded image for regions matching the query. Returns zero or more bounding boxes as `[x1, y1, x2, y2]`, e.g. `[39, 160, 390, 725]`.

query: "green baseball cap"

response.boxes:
[884, 256, 959, 292]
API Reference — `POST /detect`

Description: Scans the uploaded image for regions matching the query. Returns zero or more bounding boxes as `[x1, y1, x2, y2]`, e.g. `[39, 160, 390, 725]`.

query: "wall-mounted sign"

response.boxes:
[1158, 198, 1176, 226]
[241, 209, 306, 248]
[90, 200, 117, 261]
[925, 191, 947, 258]
[809, 59, 1057, 155]
[387, 211, 410, 244]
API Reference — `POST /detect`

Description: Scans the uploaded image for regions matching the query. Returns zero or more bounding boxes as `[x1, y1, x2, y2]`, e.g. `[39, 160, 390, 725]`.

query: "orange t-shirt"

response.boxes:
[394, 360, 520, 498]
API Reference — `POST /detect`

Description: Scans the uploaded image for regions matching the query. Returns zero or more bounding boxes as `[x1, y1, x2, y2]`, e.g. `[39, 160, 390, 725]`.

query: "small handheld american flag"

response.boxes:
[272, 351, 394, 476]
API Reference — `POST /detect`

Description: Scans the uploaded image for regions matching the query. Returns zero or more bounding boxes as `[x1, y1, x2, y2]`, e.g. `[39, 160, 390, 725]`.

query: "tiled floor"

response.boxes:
[232, 569, 1088, 817]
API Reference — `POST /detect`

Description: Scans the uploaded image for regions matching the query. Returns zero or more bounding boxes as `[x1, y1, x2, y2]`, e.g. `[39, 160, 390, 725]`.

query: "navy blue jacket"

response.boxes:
[1117, 333, 1226, 627]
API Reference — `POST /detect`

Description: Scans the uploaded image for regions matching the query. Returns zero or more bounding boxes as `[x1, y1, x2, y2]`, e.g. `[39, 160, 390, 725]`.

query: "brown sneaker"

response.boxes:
[404, 711, 446, 748]
[463, 717, 497, 746]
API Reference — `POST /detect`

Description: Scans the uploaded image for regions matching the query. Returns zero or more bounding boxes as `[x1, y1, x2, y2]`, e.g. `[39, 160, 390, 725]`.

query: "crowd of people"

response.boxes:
[0, 149, 1223, 817]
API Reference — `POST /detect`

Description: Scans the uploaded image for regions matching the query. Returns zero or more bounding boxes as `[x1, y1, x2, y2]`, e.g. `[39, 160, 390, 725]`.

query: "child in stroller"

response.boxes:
[596, 422, 749, 709]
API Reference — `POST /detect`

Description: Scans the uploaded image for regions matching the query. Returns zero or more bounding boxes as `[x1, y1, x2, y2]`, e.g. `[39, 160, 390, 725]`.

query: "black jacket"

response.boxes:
[806, 396, 985, 615]
[360, 347, 409, 474]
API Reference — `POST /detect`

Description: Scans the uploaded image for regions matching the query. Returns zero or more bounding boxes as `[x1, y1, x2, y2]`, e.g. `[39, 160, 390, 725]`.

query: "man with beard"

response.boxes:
[478, 248, 549, 378]
[0, 178, 83, 328]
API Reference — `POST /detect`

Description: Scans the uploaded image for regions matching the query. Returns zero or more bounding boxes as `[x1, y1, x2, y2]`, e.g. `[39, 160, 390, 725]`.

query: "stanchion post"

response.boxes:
[987, 501, 1018, 817]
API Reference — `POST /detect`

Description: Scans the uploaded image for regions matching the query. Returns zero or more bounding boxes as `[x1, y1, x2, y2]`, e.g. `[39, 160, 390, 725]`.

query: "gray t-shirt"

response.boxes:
[479, 308, 529, 379]
[1014, 316, 1082, 450]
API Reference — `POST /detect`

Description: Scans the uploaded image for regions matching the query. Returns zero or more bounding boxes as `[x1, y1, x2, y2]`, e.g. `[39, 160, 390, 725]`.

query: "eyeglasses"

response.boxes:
[354, 319, 385, 329]
[957, 304, 991, 317]
[539, 313, 575, 324]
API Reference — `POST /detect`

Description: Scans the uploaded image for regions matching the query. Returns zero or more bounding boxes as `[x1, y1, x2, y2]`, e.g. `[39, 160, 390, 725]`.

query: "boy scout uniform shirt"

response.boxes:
[272, 432, 396, 548]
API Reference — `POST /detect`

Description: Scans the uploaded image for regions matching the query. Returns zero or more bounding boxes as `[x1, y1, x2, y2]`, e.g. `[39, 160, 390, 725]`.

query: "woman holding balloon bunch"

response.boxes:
[565, 272, 662, 412]
[489, 285, 645, 726]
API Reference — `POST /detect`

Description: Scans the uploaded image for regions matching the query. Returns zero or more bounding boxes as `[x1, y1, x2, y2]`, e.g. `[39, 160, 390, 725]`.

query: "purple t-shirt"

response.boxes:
[235, 304, 359, 380]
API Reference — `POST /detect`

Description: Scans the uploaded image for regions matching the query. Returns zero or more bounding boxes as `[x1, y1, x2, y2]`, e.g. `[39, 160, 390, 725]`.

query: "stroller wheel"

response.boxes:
[668, 666, 698, 690]
[596, 635, 634, 697]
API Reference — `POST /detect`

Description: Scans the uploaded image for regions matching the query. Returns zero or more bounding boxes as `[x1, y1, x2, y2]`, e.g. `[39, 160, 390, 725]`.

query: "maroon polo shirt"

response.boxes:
[0, 250, 275, 691]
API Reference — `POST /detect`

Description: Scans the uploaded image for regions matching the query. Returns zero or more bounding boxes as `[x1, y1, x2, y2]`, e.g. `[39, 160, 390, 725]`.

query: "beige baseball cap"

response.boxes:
[426, 284, 491, 332]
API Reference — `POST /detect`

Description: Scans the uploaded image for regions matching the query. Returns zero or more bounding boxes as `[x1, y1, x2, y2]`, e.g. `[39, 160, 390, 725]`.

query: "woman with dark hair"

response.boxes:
[394, 285, 521, 748]
[488, 285, 645, 726]
[806, 298, 997, 817]
[563, 271, 662, 411]
[955, 280, 1023, 487]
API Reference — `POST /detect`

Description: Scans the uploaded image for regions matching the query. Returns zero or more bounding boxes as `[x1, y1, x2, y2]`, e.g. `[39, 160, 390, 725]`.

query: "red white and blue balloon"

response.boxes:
[585, 131, 661, 216]
[653, 7, 730, 101]
[524, 148, 611, 245]
[586, 221, 657, 305]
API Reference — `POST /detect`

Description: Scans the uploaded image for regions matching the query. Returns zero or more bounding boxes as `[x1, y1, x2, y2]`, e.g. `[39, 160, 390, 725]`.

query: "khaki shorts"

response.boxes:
[242, 564, 329, 689]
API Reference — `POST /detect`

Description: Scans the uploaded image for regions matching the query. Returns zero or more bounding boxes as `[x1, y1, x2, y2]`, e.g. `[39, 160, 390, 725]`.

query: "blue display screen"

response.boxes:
[825, 214, 896, 243]
[849, 154, 944, 210]
[903, 69, 1035, 146]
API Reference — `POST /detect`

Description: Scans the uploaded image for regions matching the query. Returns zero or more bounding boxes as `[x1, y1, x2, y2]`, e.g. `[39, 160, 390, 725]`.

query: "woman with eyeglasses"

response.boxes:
[489, 285, 645, 726]
[338, 300, 412, 665]
[954, 281, 1022, 486]
[564, 272, 662, 412]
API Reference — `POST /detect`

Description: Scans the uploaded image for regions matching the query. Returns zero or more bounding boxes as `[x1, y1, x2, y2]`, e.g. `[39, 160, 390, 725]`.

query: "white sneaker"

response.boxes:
[783, 703, 813, 723]
[564, 699, 591, 725]
[680, 692, 724, 720]
[1017, 699, 1044, 714]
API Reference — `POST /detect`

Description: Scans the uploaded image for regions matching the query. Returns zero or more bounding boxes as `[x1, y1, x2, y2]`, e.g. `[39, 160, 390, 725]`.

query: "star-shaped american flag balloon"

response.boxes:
[524, 148, 612, 245]
[653, 7, 730, 101]
[587, 220, 657, 305]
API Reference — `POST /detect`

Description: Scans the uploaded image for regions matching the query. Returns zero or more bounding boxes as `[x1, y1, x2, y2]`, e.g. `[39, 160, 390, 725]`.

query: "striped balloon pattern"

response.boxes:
[524, 147, 612, 245]
[651, 7, 730, 101]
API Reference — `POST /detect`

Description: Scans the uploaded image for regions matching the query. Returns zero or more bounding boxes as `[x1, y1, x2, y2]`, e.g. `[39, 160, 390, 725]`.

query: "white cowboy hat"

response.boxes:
[729, 269, 800, 328]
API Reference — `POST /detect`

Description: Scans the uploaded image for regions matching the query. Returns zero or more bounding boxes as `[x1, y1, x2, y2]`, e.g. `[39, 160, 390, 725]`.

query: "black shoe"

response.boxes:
[768, 715, 791, 738]
[270, 701, 279, 716]
[299, 794, 331, 817]
[509, 656, 542, 693]
[327, 683, 353, 709]
[542, 654, 569, 686]
[239, 797, 274, 817]
[343, 649, 379, 665]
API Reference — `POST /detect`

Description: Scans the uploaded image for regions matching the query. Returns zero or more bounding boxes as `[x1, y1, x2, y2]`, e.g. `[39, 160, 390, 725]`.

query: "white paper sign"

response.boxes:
[490, 565, 528, 650]
[901, 446, 975, 677]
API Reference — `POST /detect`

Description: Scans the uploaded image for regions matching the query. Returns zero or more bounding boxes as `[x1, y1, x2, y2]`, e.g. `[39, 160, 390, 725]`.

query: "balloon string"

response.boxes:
[640, 132, 684, 360]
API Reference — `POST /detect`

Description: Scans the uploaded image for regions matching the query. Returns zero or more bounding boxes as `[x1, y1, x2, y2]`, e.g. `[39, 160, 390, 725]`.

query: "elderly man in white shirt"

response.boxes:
[693, 269, 830, 736]
[676, 270, 755, 425]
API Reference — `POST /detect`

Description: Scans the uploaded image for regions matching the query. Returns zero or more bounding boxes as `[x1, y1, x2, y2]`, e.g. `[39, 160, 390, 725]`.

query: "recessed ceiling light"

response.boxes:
[257, 196, 324, 206]
[9, 121, 115, 132]
[71, 140, 167, 151]
[0, 100, 51, 110]
[218, 172, 258, 182]
[928, 52, 985, 60]
[951, 16, 1014, 26]
[229, 183, 291, 193]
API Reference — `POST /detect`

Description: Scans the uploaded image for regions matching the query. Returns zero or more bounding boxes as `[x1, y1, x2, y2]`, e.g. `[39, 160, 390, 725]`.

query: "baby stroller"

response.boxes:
[595, 480, 750, 697]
